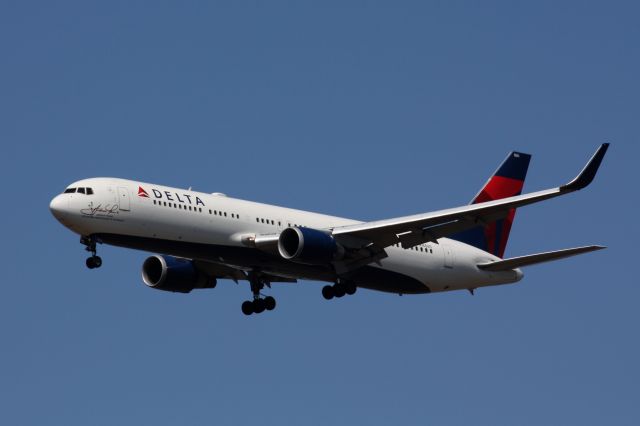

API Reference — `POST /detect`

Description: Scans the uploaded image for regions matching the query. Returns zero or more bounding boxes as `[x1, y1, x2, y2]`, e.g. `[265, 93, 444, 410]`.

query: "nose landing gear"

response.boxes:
[86, 255, 102, 269]
[241, 273, 277, 316]
[81, 236, 102, 269]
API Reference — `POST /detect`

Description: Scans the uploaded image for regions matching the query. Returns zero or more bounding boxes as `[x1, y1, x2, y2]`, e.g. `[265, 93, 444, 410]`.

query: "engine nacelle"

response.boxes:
[141, 255, 215, 293]
[278, 227, 343, 265]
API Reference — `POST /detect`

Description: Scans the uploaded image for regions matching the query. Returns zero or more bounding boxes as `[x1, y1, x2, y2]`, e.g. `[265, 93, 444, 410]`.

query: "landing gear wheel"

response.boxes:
[322, 285, 335, 300]
[241, 301, 254, 316]
[244, 271, 277, 315]
[85, 256, 102, 269]
[333, 283, 346, 298]
[86, 257, 95, 269]
[264, 296, 276, 311]
[252, 298, 266, 314]
[345, 283, 357, 295]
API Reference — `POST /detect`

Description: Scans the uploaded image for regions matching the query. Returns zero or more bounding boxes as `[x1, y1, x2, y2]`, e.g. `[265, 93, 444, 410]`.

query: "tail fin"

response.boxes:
[451, 151, 531, 258]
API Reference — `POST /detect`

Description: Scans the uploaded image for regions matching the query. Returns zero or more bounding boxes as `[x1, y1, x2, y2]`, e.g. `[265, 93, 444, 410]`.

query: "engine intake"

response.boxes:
[278, 227, 343, 265]
[141, 255, 215, 293]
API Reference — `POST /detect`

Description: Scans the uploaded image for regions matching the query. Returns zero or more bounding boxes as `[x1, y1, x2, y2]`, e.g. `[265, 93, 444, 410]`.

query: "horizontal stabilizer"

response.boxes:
[477, 245, 606, 271]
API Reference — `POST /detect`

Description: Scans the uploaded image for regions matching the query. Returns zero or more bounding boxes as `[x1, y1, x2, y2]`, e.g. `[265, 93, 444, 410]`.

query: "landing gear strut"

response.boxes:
[322, 280, 357, 300]
[241, 273, 276, 316]
[81, 236, 102, 269]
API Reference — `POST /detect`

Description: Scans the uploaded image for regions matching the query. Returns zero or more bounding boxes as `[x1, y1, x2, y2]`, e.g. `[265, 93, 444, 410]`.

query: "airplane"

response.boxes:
[49, 144, 609, 315]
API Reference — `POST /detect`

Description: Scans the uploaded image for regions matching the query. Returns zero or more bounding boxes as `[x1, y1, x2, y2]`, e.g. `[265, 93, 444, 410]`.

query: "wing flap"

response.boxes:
[477, 245, 606, 271]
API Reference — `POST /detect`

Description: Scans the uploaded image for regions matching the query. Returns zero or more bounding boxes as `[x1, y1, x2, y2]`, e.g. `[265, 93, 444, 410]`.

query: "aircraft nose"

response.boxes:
[49, 195, 68, 219]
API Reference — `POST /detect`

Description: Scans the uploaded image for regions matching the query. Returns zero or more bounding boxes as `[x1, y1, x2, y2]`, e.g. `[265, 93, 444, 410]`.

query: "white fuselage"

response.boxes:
[49, 177, 522, 294]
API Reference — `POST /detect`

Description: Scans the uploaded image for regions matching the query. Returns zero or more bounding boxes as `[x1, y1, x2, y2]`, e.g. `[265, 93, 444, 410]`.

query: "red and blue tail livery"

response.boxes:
[451, 151, 531, 258]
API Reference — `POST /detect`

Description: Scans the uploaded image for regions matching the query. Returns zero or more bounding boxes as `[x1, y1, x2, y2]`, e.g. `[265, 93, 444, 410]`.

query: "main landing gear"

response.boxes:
[81, 236, 102, 269]
[322, 280, 357, 300]
[241, 273, 277, 316]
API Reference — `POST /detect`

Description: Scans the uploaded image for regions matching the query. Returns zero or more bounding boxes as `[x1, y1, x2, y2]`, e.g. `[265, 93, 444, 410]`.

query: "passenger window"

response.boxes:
[164, 202, 167, 206]
[77, 187, 85, 194]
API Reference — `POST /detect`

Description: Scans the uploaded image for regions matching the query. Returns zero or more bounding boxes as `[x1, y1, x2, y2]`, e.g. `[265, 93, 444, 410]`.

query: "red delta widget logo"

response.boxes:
[138, 187, 149, 198]
[138, 186, 205, 207]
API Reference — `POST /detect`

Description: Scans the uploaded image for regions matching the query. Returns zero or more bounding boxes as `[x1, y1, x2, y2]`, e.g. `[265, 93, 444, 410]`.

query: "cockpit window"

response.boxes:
[63, 187, 93, 195]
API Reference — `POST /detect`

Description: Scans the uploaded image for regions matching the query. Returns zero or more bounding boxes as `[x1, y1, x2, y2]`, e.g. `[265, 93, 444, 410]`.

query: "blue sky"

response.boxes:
[1, 1, 638, 425]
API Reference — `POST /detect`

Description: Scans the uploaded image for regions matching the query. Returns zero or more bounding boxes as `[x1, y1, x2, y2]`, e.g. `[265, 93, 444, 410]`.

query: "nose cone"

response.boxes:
[49, 195, 68, 220]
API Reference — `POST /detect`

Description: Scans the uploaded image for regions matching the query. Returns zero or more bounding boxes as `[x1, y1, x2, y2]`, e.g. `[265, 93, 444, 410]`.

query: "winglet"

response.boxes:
[561, 143, 610, 192]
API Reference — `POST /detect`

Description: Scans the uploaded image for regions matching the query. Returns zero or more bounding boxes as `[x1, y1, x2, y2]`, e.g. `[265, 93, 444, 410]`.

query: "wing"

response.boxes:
[331, 144, 609, 257]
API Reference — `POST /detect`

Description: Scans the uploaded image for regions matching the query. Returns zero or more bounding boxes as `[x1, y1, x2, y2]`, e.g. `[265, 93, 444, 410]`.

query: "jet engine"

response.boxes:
[278, 227, 344, 265]
[141, 255, 216, 293]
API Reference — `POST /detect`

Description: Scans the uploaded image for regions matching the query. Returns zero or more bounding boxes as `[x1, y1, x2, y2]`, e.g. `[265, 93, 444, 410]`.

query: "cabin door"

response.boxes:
[117, 187, 131, 211]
